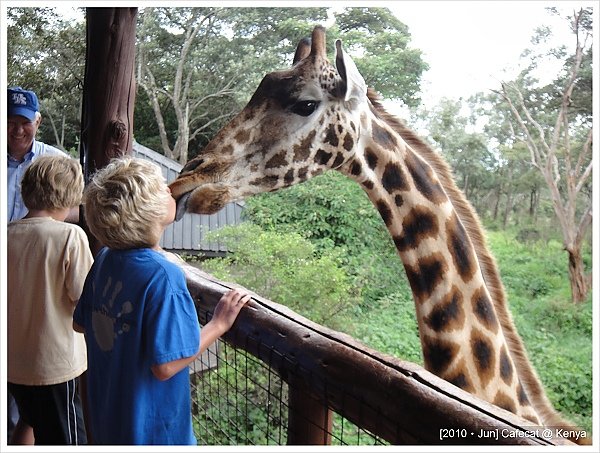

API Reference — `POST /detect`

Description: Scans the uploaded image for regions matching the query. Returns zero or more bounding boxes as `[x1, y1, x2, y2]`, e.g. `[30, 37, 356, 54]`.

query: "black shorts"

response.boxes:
[8, 377, 87, 445]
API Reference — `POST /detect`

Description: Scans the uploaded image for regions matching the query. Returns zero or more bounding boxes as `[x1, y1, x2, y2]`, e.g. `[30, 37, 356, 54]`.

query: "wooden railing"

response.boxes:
[176, 257, 574, 446]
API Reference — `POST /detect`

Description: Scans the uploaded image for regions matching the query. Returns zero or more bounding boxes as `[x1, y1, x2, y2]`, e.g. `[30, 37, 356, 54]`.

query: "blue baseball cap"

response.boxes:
[8, 87, 39, 121]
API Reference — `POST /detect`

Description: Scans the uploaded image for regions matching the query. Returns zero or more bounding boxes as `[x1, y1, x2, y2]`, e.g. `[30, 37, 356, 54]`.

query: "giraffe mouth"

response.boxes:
[174, 191, 191, 222]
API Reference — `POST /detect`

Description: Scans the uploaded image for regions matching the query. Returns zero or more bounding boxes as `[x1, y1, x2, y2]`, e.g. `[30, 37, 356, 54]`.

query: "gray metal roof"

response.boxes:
[133, 141, 244, 255]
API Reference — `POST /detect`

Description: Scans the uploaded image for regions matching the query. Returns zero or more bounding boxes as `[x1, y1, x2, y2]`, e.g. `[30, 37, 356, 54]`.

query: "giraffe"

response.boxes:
[169, 26, 585, 442]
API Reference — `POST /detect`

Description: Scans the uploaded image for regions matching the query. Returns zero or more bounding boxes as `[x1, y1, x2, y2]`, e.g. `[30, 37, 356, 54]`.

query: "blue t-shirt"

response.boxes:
[73, 248, 200, 445]
[7, 139, 66, 221]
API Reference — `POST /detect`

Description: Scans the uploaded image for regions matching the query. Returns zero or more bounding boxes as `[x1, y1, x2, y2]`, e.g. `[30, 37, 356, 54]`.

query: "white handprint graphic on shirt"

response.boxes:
[92, 277, 134, 351]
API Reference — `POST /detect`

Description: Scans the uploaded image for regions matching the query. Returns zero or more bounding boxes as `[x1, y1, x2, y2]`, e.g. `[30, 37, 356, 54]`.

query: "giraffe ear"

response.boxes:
[335, 39, 367, 102]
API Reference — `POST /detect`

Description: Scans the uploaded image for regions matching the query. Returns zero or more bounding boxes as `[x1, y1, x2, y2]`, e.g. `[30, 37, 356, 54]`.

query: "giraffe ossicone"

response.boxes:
[170, 25, 586, 443]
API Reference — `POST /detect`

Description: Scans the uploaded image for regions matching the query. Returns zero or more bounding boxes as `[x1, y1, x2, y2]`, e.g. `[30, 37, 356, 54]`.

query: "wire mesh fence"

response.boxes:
[189, 338, 387, 446]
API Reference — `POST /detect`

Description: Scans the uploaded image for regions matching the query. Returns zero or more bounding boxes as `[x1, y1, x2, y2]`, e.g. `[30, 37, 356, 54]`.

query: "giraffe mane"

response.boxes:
[365, 87, 574, 429]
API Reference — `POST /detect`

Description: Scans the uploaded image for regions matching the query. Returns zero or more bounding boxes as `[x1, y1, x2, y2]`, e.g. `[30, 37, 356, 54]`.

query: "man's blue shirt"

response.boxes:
[7, 140, 65, 221]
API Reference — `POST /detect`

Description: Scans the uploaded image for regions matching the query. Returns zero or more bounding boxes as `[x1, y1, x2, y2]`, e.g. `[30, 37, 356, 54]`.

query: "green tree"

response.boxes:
[422, 98, 495, 210]
[137, 8, 236, 164]
[497, 8, 593, 304]
[332, 7, 428, 106]
[7, 7, 85, 154]
[135, 6, 427, 163]
[136, 7, 329, 164]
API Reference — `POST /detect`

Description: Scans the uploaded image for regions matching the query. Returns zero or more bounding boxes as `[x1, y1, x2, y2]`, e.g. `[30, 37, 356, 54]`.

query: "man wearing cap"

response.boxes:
[7, 87, 70, 222]
[7, 87, 76, 444]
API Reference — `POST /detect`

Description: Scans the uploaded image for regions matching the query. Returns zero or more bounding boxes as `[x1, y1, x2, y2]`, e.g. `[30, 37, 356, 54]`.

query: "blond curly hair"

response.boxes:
[83, 157, 171, 249]
[21, 155, 83, 211]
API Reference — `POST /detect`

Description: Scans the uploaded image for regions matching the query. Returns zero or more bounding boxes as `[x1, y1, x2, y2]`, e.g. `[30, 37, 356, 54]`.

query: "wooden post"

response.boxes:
[79, 7, 138, 253]
[287, 379, 333, 445]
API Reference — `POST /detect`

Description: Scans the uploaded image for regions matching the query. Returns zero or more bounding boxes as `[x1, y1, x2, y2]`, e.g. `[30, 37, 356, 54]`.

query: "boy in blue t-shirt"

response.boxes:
[73, 157, 250, 445]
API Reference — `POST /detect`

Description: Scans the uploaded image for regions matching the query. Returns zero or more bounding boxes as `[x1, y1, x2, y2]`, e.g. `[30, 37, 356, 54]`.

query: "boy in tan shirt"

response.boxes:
[7, 155, 93, 444]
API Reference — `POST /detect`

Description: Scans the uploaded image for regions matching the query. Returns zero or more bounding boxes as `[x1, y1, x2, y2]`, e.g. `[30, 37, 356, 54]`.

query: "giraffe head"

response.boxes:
[170, 26, 367, 218]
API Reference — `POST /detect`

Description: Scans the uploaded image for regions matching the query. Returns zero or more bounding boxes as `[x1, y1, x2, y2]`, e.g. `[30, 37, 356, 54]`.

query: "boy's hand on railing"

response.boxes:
[211, 289, 251, 334]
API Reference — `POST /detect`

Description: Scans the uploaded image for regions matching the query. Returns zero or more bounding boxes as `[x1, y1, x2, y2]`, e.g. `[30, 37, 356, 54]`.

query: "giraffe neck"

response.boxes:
[338, 112, 540, 423]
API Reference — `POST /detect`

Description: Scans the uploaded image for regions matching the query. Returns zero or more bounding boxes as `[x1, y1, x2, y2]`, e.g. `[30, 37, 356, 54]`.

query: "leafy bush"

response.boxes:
[244, 172, 412, 310]
[245, 172, 392, 258]
[200, 223, 359, 328]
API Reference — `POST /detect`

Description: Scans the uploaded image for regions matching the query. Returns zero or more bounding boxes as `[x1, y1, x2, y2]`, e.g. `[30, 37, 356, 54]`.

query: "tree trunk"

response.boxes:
[502, 167, 514, 228]
[492, 186, 501, 222]
[80, 7, 138, 254]
[529, 187, 538, 221]
[567, 246, 589, 304]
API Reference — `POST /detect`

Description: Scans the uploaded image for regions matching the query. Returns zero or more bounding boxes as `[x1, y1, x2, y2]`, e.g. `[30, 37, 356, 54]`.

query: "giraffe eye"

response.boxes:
[291, 100, 320, 117]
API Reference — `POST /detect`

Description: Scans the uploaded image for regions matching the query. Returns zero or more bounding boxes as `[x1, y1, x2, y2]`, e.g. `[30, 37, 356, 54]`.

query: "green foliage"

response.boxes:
[244, 172, 411, 307]
[7, 7, 85, 152]
[332, 7, 428, 105]
[486, 230, 592, 431]
[350, 291, 422, 364]
[245, 172, 388, 253]
[421, 98, 496, 205]
[200, 223, 358, 328]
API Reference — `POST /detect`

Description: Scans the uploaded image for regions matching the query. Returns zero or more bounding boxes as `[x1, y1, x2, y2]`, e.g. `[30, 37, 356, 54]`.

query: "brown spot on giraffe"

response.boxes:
[422, 336, 460, 375]
[331, 153, 345, 168]
[446, 213, 477, 283]
[251, 175, 279, 189]
[293, 130, 316, 162]
[395, 206, 439, 253]
[324, 123, 339, 147]
[372, 120, 397, 148]
[470, 328, 495, 388]
[404, 252, 447, 302]
[234, 129, 251, 144]
[342, 133, 354, 151]
[284, 168, 294, 185]
[517, 381, 531, 406]
[499, 345, 513, 385]
[349, 161, 362, 176]
[445, 359, 474, 393]
[266, 151, 288, 169]
[381, 162, 408, 194]
[424, 285, 465, 333]
[471, 287, 499, 334]
[404, 150, 447, 205]
[315, 149, 333, 166]
[365, 147, 378, 170]
[376, 200, 393, 227]
[297, 166, 309, 181]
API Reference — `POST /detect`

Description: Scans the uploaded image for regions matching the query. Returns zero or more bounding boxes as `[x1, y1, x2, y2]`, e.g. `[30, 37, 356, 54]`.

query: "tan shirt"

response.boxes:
[7, 217, 93, 385]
